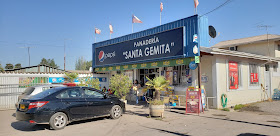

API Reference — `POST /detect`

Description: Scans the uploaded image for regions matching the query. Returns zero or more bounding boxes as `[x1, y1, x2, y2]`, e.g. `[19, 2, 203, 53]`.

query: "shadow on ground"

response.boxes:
[11, 116, 109, 131]
[126, 110, 149, 117]
[11, 121, 50, 131]
[237, 133, 267, 136]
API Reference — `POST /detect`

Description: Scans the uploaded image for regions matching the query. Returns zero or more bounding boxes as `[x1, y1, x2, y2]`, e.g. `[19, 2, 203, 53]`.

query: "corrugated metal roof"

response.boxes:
[4, 64, 66, 74]
[201, 46, 280, 62]
[212, 34, 280, 48]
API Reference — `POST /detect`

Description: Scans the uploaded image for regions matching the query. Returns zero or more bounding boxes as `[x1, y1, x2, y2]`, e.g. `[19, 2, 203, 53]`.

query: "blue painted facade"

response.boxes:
[92, 15, 209, 68]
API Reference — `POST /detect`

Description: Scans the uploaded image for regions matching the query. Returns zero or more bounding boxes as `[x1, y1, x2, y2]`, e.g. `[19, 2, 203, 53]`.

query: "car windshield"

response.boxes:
[32, 88, 60, 99]
[22, 87, 35, 95]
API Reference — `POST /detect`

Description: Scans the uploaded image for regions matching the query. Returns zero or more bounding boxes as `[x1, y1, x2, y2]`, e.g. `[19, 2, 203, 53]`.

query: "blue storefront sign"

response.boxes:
[49, 77, 65, 83]
[189, 61, 198, 70]
[95, 27, 184, 67]
[93, 15, 209, 68]
[49, 77, 107, 83]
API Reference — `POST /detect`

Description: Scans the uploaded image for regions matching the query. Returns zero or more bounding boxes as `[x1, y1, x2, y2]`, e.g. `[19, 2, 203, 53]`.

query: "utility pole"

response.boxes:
[258, 25, 272, 57]
[63, 39, 71, 71]
[64, 40, 66, 71]
[19, 46, 34, 67]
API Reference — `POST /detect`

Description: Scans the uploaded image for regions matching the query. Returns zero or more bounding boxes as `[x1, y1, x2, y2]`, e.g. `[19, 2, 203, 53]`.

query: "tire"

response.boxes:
[49, 112, 68, 130]
[110, 105, 122, 119]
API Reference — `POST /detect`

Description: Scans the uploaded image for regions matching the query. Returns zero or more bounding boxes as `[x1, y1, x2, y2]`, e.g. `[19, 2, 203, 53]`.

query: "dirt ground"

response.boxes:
[240, 100, 280, 116]
[1, 103, 280, 136]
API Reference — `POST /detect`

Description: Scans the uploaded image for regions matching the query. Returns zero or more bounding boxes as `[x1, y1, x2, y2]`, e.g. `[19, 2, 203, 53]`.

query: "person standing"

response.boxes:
[133, 80, 141, 105]
[102, 86, 107, 93]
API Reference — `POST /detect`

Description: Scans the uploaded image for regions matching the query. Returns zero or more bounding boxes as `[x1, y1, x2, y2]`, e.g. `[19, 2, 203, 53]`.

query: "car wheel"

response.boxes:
[110, 105, 122, 119]
[49, 112, 68, 130]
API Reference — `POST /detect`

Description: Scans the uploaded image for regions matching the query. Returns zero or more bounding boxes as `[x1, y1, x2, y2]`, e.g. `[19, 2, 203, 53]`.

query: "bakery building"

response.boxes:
[92, 15, 280, 109]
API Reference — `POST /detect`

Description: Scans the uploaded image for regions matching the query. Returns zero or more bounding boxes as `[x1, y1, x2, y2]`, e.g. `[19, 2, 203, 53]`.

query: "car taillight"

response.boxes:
[28, 101, 49, 109]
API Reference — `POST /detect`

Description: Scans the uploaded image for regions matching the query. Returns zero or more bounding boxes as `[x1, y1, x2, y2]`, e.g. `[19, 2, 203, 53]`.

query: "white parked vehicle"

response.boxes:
[15, 84, 65, 108]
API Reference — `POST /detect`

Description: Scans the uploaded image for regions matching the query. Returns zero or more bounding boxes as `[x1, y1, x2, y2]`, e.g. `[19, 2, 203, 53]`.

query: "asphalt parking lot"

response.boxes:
[1, 104, 280, 136]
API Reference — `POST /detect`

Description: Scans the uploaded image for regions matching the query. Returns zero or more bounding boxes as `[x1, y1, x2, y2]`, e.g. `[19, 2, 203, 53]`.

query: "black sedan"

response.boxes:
[16, 87, 125, 130]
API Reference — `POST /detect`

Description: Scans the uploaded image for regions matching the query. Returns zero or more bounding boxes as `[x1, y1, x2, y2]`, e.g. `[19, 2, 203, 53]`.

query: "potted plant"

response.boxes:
[145, 76, 171, 117]
[109, 74, 132, 107]
[64, 73, 78, 86]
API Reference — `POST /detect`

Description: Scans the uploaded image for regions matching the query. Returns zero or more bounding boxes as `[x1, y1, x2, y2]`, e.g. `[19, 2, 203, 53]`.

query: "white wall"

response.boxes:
[214, 55, 267, 109]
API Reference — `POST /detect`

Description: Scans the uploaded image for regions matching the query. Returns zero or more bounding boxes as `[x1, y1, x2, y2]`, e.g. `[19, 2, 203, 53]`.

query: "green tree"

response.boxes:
[14, 63, 22, 69]
[5, 63, 13, 69]
[0, 64, 4, 72]
[40, 58, 58, 68]
[48, 59, 58, 68]
[75, 57, 87, 70]
[40, 58, 48, 65]
[86, 60, 92, 71]
[109, 74, 132, 100]
[145, 76, 171, 100]
[64, 73, 78, 83]
[79, 77, 100, 90]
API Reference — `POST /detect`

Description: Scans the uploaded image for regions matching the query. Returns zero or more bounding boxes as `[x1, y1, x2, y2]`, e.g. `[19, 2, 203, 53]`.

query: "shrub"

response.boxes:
[234, 104, 245, 110]
[149, 99, 164, 105]
[222, 108, 230, 111]
[109, 74, 132, 100]
[78, 77, 100, 90]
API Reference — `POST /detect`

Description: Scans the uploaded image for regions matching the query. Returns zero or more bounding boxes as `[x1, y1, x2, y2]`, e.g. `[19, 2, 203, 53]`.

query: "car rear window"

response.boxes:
[22, 87, 35, 95]
[32, 88, 59, 99]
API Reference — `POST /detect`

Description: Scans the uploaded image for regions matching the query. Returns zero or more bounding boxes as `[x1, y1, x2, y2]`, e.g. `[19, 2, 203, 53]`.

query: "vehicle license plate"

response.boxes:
[20, 104, 25, 110]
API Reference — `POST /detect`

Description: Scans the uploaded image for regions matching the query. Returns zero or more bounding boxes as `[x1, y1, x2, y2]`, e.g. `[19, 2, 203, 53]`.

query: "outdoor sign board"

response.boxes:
[49, 77, 107, 83]
[229, 61, 238, 89]
[93, 15, 209, 70]
[95, 27, 184, 67]
[186, 89, 201, 114]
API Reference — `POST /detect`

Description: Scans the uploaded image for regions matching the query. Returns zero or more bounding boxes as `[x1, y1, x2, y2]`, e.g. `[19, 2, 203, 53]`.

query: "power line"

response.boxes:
[201, 0, 234, 16]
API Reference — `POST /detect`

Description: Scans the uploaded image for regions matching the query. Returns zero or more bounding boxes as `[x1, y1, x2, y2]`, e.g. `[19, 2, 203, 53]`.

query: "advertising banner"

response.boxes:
[229, 61, 238, 89]
[49, 77, 65, 83]
[95, 27, 184, 66]
[186, 90, 201, 113]
[250, 73, 258, 83]
[49, 77, 107, 83]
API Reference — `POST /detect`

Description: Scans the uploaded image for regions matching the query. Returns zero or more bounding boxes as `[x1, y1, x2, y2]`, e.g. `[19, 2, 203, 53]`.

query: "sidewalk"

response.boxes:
[1, 103, 280, 136]
[126, 103, 280, 136]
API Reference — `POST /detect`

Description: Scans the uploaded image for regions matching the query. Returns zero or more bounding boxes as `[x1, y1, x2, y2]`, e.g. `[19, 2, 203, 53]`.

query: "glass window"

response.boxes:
[228, 61, 242, 90]
[33, 88, 58, 99]
[249, 64, 259, 86]
[57, 89, 82, 98]
[22, 87, 35, 95]
[84, 89, 104, 98]
[42, 87, 50, 91]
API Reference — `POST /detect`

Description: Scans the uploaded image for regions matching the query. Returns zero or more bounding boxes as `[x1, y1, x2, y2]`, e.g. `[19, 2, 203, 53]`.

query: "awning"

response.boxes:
[95, 58, 193, 72]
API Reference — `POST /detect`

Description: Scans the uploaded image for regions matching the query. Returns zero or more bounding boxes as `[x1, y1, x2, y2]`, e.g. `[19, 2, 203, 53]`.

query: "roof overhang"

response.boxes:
[200, 47, 280, 62]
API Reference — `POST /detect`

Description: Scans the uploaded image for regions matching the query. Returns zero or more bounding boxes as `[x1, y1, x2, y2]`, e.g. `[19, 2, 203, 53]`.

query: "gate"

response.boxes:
[0, 76, 49, 110]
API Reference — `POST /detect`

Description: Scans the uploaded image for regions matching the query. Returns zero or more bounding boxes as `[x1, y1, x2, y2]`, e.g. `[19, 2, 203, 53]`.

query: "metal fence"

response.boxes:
[0, 83, 49, 110]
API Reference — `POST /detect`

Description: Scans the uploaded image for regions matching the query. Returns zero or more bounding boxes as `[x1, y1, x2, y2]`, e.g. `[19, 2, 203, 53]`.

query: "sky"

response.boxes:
[0, 0, 279, 70]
